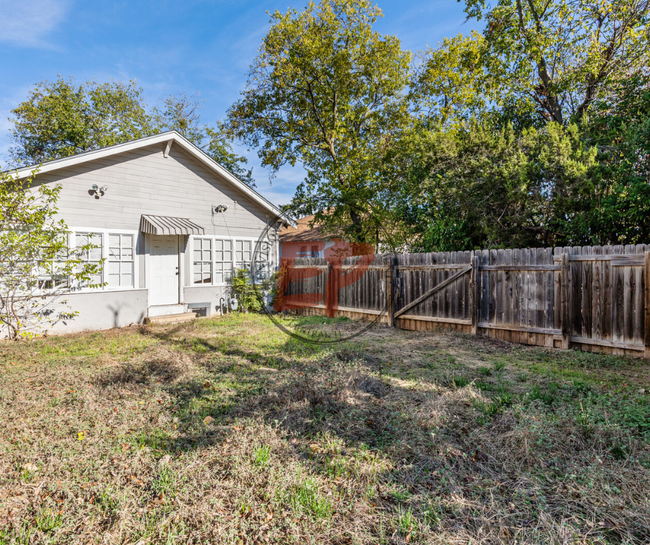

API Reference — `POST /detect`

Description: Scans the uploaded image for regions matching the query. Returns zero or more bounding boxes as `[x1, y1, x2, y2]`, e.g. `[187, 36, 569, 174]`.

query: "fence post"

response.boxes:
[386, 255, 394, 327]
[645, 251, 650, 360]
[471, 255, 479, 335]
[561, 253, 570, 350]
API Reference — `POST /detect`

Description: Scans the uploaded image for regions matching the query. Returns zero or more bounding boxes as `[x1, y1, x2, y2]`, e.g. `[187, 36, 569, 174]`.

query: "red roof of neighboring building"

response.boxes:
[279, 214, 340, 243]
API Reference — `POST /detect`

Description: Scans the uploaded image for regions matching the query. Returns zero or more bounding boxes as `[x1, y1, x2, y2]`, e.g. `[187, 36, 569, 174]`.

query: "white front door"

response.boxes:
[149, 235, 180, 306]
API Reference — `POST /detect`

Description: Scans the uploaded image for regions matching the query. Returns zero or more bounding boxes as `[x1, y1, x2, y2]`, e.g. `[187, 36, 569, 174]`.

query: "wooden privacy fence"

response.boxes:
[276, 245, 650, 358]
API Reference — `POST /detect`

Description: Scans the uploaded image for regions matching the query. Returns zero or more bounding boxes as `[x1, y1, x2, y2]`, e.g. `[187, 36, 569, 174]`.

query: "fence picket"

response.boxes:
[280, 244, 649, 358]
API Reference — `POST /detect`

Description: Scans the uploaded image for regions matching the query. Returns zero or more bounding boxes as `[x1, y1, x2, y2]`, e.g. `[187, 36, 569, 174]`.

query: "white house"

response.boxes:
[11, 131, 293, 333]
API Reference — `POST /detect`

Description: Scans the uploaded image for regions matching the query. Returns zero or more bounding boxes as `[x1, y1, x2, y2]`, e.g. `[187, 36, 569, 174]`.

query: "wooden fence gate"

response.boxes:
[276, 245, 650, 359]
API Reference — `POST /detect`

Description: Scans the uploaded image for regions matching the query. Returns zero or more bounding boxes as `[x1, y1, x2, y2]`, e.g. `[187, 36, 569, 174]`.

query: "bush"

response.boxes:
[227, 268, 278, 313]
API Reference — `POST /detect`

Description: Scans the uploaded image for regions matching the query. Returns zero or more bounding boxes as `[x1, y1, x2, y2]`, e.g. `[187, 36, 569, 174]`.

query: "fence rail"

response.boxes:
[277, 244, 650, 358]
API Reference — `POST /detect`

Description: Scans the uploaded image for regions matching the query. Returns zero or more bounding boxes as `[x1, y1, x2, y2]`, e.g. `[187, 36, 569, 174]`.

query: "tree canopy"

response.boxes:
[394, 0, 650, 248]
[6, 0, 650, 250]
[9, 79, 152, 166]
[8, 78, 256, 186]
[463, 0, 650, 125]
[226, 0, 411, 242]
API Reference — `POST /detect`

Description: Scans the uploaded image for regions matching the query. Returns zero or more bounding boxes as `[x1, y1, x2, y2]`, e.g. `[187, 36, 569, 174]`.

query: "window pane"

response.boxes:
[88, 234, 102, 261]
[103, 233, 135, 289]
[194, 259, 211, 282]
[194, 249, 202, 261]
[75, 233, 103, 288]
[90, 272, 103, 286]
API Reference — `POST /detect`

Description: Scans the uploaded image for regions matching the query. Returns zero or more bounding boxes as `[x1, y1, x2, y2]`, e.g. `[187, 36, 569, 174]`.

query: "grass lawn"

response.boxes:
[1, 314, 650, 544]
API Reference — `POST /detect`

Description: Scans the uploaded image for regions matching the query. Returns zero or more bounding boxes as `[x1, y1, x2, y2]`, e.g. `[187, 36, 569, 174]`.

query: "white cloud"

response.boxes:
[0, 0, 70, 48]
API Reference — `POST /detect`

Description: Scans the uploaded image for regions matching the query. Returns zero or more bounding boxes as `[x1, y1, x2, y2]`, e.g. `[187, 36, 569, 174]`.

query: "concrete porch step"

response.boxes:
[144, 312, 197, 325]
[148, 304, 186, 317]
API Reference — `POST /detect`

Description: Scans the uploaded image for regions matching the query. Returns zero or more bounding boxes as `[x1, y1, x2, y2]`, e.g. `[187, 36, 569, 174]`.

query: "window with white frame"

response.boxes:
[108, 234, 134, 288]
[251, 240, 271, 283]
[75, 232, 103, 287]
[189, 237, 272, 286]
[235, 239, 252, 270]
[214, 239, 232, 284]
[62, 230, 138, 291]
[193, 238, 212, 284]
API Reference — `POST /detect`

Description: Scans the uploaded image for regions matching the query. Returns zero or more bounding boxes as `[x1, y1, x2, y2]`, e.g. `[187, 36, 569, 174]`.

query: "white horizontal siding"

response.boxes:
[32, 143, 273, 238]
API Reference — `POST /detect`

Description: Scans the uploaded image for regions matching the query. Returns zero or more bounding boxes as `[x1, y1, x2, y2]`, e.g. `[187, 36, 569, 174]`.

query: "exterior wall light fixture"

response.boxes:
[91, 184, 108, 199]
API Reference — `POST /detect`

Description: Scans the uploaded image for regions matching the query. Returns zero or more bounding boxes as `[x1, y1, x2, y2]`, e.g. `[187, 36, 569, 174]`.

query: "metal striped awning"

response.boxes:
[140, 215, 205, 235]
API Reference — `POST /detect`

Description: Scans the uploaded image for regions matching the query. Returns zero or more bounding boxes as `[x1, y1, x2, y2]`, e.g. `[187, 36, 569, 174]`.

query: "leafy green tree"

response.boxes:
[463, 0, 650, 124]
[154, 94, 256, 186]
[153, 92, 206, 146]
[390, 120, 597, 250]
[393, 0, 650, 249]
[8, 78, 256, 186]
[0, 172, 102, 339]
[226, 0, 411, 242]
[204, 125, 256, 187]
[571, 75, 650, 244]
[9, 78, 153, 166]
[410, 32, 489, 127]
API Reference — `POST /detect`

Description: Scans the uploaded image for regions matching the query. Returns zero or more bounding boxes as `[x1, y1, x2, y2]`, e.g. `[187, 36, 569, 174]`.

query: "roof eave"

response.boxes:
[7, 131, 296, 228]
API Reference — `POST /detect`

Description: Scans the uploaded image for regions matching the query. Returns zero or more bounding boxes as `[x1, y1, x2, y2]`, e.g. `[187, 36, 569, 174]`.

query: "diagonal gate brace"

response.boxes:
[393, 264, 472, 319]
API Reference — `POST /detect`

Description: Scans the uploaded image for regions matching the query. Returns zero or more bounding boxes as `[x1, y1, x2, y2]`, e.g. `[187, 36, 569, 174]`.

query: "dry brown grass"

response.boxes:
[1, 313, 649, 544]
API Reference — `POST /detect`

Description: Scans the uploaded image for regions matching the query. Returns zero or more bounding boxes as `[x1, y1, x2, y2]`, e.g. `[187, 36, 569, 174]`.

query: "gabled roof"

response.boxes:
[10, 131, 295, 227]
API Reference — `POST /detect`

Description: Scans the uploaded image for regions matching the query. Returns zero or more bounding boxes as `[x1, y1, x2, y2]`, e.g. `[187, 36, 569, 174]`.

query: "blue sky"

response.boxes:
[0, 0, 481, 206]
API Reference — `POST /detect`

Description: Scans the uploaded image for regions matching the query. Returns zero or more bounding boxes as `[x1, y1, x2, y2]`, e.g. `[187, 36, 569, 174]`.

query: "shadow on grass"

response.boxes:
[92, 317, 650, 543]
[95, 357, 184, 387]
